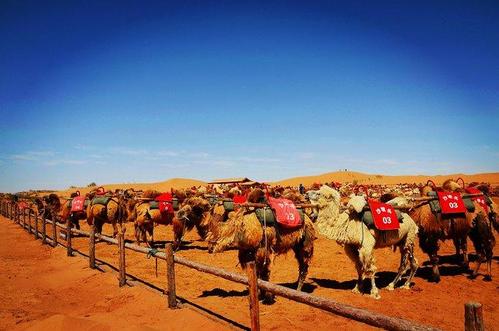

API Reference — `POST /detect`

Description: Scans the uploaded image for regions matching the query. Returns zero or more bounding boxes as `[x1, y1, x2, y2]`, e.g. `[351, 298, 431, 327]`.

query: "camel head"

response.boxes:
[307, 185, 341, 210]
[442, 179, 464, 192]
[347, 195, 367, 214]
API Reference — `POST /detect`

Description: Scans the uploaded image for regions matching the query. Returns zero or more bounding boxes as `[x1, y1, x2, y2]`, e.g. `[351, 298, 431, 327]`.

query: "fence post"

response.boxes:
[165, 243, 177, 308]
[23, 209, 26, 228]
[42, 214, 47, 244]
[51, 216, 57, 247]
[28, 209, 32, 234]
[89, 225, 96, 269]
[465, 302, 484, 331]
[66, 219, 72, 256]
[118, 230, 126, 286]
[246, 261, 261, 331]
[34, 212, 39, 239]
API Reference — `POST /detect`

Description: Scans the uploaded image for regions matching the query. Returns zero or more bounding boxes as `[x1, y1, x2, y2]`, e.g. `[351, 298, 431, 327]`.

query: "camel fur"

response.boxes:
[308, 185, 419, 299]
[208, 188, 315, 303]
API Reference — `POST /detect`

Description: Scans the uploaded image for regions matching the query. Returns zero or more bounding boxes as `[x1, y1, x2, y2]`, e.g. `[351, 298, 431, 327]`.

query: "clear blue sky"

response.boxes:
[1, 0, 498, 192]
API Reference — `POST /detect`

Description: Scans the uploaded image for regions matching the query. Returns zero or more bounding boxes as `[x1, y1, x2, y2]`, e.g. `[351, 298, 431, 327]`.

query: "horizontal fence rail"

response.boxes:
[0, 201, 486, 331]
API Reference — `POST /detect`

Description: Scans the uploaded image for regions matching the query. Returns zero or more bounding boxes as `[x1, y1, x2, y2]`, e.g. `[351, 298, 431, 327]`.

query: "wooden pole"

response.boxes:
[89, 225, 96, 269]
[34, 212, 39, 239]
[23, 209, 26, 228]
[118, 231, 126, 286]
[51, 216, 57, 247]
[165, 243, 177, 308]
[42, 215, 47, 244]
[465, 302, 484, 331]
[28, 210, 32, 234]
[246, 261, 260, 331]
[66, 219, 72, 256]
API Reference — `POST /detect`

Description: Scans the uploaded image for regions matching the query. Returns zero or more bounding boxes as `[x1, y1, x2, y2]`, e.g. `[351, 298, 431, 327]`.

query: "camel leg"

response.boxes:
[112, 222, 118, 238]
[256, 250, 274, 304]
[485, 261, 492, 281]
[173, 219, 184, 251]
[293, 241, 313, 292]
[134, 223, 141, 246]
[387, 246, 409, 291]
[461, 238, 469, 270]
[344, 244, 363, 294]
[429, 253, 440, 283]
[401, 245, 418, 289]
[470, 259, 482, 279]
[357, 240, 379, 299]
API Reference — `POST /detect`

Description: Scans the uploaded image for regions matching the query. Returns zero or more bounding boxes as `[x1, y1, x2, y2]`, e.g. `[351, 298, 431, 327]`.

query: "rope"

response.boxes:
[263, 207, 268, 266]
[147, 248, 159, 258]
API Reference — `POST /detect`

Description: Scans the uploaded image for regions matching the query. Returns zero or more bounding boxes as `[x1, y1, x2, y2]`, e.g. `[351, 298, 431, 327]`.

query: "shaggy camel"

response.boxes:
[132, 190, 187, 247]
[388, 180, 485, 282]
[442, 180, 496, 280]
[208, 188, 315, 303]
[174, 196, 213, 250]
[86, 189, 134, 237]
[308, 185, 419, 299]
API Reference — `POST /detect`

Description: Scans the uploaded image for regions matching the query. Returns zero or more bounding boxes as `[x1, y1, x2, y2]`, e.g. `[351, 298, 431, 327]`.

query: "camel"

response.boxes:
[132, 190, 187, 247]
[34, 193, 62, 222]
[388, 180, 486, 282]
[59, 191, 95, 230]
[174, 196, 213, 250]
[86, 188, 135, 237]
[307, 185, 419, 299]
[208, 188, 316, 303]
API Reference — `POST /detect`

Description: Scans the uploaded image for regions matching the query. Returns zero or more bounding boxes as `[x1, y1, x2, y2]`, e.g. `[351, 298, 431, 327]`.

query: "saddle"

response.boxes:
[426, 191, 474, 215]
[360, 199, 401, 231]
[91, 196, 111, 206]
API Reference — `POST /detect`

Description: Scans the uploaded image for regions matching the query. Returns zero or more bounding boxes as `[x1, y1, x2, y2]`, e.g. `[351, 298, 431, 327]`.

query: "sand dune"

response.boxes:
[272, 171, 499, 187]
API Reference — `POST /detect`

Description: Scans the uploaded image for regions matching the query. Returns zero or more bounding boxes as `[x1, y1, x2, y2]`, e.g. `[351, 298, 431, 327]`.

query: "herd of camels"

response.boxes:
[5, 178, 497, 302]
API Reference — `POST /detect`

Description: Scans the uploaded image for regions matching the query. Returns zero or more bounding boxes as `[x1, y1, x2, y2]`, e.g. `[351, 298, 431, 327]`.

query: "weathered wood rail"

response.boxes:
[0, 200, 486, 331]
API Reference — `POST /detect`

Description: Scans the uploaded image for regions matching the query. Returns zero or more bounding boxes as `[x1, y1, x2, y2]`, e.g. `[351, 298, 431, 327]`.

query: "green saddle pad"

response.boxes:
[463, 197, 475, 213]
[172, 198, 179, 210]
[255, 207, 275, 226]
[149, 201, 159, 209]
[223, 199, 234, 212]
[92, 196, 111, 206]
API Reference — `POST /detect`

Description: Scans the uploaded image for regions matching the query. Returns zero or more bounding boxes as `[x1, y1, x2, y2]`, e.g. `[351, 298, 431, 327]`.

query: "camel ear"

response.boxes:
[348, 196, 366, 213]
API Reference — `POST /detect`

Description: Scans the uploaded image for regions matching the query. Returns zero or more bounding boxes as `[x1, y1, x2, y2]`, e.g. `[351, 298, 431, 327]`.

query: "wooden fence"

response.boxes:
[0, 200, 485, 331]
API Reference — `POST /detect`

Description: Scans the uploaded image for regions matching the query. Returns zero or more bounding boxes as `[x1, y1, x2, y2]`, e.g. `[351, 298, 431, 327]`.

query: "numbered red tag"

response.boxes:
[367, 199, 400, 230]
[156, 193, 174, 215]
[70, 196, 86, 212]
[465, 187, 488, 213]
[437, 191, 466, 214]
[267, 197, 302, 229]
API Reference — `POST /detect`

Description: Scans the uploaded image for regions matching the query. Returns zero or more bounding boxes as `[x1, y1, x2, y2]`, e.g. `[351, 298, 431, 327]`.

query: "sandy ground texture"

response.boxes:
[1, 207, 498, 331]
[0, 216, 228, 331]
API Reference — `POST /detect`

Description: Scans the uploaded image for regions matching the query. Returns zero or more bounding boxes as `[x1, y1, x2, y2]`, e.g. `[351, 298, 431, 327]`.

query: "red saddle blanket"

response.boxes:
[71, 196, 86, 212]
[156, 193, 174, 214]
[367, 199, 400, 231]
[437, 191, 466, 214]
[267, 197, 302, 229]
[233, 195, 247, 204]
[465, 187, 488, 213]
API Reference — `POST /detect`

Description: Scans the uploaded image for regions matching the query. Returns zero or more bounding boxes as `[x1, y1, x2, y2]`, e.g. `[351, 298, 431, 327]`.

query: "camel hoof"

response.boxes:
[352, 287, 361, 294]
[401, 284, 412, 290]
[386, 284, 395, 291]
[370, 293, 381, 300]
[429, 275, 440, 283]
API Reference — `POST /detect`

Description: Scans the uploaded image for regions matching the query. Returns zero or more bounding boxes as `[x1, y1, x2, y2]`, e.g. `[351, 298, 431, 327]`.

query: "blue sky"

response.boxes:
[1, 0, 498, 192]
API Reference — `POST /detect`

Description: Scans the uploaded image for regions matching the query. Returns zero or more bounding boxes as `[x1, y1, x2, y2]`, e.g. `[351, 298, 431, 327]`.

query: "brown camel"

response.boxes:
[390, 180, 485, 282]
[207, 188, 316, 303]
